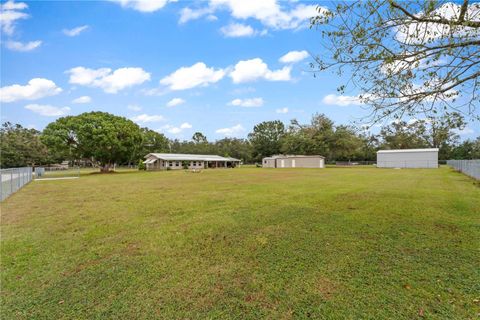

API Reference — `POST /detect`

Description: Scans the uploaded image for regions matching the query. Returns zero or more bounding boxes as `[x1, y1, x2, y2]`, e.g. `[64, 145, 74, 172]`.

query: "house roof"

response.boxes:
[263, 154, 325, 160]
[145, 153, 241, 162]
[144, 158, 156, 164]
[377, 148, 439, 154]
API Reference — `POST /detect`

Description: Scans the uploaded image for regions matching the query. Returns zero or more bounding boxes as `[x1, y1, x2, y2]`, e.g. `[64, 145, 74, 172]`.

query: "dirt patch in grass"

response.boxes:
[316, 277, 338, 300]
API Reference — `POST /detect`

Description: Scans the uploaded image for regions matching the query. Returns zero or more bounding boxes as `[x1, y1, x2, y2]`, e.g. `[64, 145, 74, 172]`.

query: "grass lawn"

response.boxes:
[1, 166, 479, 319]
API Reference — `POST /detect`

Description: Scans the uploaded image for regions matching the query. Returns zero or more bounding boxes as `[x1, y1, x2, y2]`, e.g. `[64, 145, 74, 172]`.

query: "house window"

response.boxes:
[169, 161, 173, 166]
[176, 161, 180, 166]
[191, 161, 195, 166]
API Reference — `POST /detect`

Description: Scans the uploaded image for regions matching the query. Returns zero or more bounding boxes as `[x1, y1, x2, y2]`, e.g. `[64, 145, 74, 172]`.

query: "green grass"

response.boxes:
[1, 167, 479, 319]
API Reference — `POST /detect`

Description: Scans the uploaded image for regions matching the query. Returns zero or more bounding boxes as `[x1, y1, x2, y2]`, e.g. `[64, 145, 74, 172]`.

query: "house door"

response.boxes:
[292, 159, 296, 168]
[280, 159, 285, 168]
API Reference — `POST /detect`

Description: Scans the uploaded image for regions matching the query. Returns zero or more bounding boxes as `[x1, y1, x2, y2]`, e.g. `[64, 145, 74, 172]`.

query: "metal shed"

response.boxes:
[262, 155, 325, 168]
[376, 148, 439, 168]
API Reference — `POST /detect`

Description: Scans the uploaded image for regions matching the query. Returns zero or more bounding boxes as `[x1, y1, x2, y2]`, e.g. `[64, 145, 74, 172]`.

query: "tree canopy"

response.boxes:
[0, 123, 50, 168]
[311, 0, 480, 122]
[248, 120, 286, 161]
[2, 111, 476, 169]
[41, 112, 143, 172]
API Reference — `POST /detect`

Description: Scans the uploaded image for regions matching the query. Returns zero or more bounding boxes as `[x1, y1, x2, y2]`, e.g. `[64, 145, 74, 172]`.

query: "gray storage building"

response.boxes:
[376, 148, 439, 168]
[262, 155, 325, 168]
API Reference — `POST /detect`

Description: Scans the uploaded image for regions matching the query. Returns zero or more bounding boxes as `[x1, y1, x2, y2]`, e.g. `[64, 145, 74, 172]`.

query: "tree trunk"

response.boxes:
[100, 163, 111, 173]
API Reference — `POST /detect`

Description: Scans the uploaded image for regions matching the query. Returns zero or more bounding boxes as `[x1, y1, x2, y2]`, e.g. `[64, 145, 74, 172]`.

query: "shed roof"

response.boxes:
[264, 154, 325, 160]
[145, 153, 241, 162]
[377, 148, 439, 154]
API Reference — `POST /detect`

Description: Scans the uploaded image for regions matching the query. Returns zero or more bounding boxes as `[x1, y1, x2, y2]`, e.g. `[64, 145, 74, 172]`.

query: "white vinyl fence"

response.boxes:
[447, 160, 480, 180]
[0, 167, 33, 201]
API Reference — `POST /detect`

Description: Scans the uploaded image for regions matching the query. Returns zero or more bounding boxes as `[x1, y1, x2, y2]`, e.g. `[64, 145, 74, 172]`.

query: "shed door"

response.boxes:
[280, 159, 285, 168]
[292, 159, 296, 168]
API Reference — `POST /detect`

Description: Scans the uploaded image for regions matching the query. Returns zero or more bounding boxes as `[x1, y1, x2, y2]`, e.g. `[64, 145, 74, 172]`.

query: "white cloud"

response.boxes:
[67, 66, 151, 93]
[0, 78, 62, 103]
[215, 124, 245, 136]
[209, 0, 327, 30]
[230, 86, 256, 95]
[110, 0, 172, 12]
[381, 55, 447, 75]
[161, 122, 192, 134]
[322, 94, 365, 106]
[72, 96, 91, 104]
[131, 114, 165, 123]
[279, 50, 308, 63]
[395, 2, 480, 43]
[179, 7, 214, 24]
[220, 23, 256, 37]
[5, 40, 41, 52]
[63, 25, 89, 37]
[166, 97, 185, 107]
[276, 107, 288, 113]
[180, 1, 329, 31]
[206, 14, 218, 21]
[229, 97, 264, 107]
[1, 0, 27, 10]
[128, 104, 142, 111]
[67, 67, 110, 85]
[454, 127, 475, 136]
[0, 0, 29, 35]
[24, 104, 70, 117]
[229, 58, 291, 83]
[160, 62, 225, 91]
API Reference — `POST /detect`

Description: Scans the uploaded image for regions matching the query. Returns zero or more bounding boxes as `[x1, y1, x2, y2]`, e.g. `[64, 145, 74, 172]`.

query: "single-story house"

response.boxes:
[144, 153, 241, 170]
[262, 155, 325, 168]
[376, 148, 439, 168]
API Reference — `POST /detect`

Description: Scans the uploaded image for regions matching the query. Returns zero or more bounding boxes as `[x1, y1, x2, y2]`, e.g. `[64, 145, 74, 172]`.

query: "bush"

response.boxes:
[182, 160, 189, 169]
[138, 160, 146, 171]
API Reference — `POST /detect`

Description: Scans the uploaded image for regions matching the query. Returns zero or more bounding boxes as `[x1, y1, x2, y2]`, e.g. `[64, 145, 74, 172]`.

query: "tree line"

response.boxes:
[1, 111, 479, 169]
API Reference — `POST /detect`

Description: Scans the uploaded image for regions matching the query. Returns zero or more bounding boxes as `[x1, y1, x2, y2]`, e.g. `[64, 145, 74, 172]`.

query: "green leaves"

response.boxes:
[248, 120, 286, 160]
[41, 112, 143, 169]
[310, 0, 480, 122]
[0, 122, 50, 168]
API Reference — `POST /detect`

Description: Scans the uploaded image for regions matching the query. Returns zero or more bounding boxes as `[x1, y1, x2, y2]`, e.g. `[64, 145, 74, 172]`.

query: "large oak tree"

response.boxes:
[41, 112, 143, 172]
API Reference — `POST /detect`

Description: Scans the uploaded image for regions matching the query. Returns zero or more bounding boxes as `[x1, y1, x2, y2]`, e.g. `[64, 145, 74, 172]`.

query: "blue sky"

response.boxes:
[1, 0, 478, 140]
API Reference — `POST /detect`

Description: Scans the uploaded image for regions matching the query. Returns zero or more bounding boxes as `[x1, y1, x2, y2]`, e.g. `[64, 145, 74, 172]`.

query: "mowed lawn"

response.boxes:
[1, 167, 479, 319]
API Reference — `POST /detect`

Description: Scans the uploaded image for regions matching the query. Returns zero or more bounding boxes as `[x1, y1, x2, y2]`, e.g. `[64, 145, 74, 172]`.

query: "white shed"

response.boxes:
[377, 148, 439, 168]
[262, 155, 325, 168]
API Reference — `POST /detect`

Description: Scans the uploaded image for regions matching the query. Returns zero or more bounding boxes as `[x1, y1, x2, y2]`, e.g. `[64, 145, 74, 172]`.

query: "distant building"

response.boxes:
[376, 148, 439, 168]
[262, 155, 325, 168]
[143, 153, 241, 170]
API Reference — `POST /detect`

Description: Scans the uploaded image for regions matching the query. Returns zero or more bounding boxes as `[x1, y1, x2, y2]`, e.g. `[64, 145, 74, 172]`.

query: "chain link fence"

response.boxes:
[335, 161, 377, 166]
[376, 160, 438, 168]
[34, 166, 81, 180]
[0, 167, 33, 201]
[447, 160, 480, 180]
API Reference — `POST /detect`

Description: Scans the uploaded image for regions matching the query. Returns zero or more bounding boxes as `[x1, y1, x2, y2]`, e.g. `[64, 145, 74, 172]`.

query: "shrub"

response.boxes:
[138, 160, 146, 171]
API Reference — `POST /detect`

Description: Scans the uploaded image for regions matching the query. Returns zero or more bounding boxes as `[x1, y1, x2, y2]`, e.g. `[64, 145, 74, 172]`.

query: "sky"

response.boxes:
[1, 0, 478, 141]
